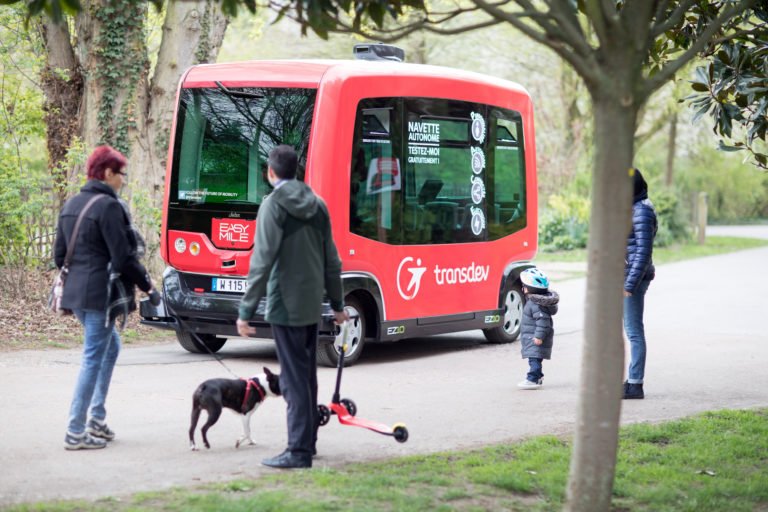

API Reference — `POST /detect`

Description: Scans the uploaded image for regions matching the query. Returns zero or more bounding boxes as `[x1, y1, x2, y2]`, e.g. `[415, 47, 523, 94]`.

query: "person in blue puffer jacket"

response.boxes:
[623, 168, 658, 400]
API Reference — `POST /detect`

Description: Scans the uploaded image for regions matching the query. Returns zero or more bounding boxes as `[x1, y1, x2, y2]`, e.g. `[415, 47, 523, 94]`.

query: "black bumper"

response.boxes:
[139, 268, 338, 341]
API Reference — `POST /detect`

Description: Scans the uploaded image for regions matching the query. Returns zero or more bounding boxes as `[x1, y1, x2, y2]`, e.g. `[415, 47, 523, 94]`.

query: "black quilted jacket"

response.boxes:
[624, 197, 658, 293]
[53, 180, 151, 312]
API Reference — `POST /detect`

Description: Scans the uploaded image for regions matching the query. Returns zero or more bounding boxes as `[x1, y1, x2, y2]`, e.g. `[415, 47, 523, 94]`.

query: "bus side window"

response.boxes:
[487, 112, 527, 239]
[350, 103, 402, 244]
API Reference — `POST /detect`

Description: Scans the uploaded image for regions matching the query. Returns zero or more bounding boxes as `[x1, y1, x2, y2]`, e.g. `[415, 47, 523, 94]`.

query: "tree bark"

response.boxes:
[665, 112, 677, 187]
[39, 18, 83, 208]
[131, 0, 229, 201]
[564, 93, 638, 512]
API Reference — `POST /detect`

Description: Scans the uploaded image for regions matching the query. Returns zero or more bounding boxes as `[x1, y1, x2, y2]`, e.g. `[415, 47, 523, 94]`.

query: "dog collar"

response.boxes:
[241, 378, 266, 413]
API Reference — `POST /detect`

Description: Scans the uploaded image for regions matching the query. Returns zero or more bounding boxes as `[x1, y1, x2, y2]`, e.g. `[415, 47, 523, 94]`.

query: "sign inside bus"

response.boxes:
[211, 218, 255, 249]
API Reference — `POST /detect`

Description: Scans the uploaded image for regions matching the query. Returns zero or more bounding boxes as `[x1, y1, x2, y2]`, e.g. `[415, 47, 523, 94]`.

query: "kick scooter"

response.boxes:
[317, 315, 409, 443]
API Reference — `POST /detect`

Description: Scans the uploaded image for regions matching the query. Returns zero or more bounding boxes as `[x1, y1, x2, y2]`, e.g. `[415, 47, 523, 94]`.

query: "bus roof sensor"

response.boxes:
[353, 43, 405, 62]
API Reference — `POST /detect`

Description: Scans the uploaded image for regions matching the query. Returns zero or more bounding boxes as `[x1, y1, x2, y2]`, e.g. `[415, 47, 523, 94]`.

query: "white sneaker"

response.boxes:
[518, 379, 542, 390]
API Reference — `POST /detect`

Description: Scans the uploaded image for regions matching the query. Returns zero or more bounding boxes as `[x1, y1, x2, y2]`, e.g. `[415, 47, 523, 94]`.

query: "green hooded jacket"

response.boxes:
[238, 179, 344, 326]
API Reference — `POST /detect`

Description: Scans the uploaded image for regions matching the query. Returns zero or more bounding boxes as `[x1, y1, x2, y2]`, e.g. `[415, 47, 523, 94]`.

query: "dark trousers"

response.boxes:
[527, 357, 543, 383]
[272, 323, 319, 458]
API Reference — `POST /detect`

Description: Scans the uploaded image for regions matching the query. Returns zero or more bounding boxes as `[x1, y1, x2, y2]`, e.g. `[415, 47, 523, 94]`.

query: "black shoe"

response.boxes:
[262, 450, 312, 469]
[623, 382, 644, 399]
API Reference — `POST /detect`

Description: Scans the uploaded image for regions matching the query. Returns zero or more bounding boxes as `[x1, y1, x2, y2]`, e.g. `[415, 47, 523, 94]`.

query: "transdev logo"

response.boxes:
[212, 218, 255, 249]
[396, 256, 491, 300]
[396, 257, 428, 300]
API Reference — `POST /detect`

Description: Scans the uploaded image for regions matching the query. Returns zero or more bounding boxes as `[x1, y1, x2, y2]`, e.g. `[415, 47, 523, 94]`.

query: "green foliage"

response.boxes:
[677, 142, 768, 222]
[684, 7, 768, 170]
[538, 177, 691, 252]
[650, 186, 690, 248]
[539, 192, 591, 251]
[0, 12, 49, 267]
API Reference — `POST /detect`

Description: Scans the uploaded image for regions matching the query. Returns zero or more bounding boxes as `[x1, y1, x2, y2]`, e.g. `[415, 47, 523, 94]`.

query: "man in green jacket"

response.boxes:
[237, 144, 347, 469]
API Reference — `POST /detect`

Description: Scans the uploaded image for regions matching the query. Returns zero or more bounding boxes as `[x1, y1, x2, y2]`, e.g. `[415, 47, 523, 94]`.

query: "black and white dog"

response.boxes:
[189, 367, 281, 450]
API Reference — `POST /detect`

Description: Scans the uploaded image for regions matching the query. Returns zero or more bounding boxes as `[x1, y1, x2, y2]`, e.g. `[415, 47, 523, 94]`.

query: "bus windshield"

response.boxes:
[169, 87, 317, 208]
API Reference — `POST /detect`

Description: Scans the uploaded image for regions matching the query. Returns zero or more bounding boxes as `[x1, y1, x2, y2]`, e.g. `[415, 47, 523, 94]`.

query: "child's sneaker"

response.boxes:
[518, 379, 542, 390]
[64, 431, 107, 450]
[86, 418, 116, 441]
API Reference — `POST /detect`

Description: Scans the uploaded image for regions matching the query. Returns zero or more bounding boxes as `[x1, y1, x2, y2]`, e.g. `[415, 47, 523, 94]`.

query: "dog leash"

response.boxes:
[164, 302, 241, 379]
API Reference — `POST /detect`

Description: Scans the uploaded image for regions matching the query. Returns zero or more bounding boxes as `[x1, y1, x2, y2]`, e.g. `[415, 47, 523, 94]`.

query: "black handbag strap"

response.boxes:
[62, 194, 107, 270]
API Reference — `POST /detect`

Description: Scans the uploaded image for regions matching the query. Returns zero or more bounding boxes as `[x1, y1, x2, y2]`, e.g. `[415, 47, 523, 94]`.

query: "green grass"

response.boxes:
[8, 409, 767, 512]
[535, 236, 768, 265]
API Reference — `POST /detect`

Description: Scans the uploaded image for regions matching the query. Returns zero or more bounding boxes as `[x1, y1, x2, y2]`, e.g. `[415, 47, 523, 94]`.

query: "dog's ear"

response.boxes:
[264, 366, 272, 376]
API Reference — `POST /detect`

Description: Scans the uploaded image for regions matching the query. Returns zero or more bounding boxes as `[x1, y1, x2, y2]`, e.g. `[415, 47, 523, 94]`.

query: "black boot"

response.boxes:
[623, 382, 644, 399]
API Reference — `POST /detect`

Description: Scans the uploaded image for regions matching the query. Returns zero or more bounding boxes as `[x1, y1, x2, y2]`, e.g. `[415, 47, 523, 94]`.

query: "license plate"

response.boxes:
[211, 278, 247, 293]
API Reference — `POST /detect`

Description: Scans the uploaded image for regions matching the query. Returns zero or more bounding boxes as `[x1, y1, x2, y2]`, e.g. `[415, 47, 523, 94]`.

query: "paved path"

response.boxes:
[1, 227, 766, 506]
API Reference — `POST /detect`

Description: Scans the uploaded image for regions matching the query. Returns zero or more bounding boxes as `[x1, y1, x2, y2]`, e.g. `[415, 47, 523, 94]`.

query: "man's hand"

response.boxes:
[623, 291, 632, 297]
[534, 337, 543, 346]
[333, 309, 350, 325]
[236, 318, 256, 338]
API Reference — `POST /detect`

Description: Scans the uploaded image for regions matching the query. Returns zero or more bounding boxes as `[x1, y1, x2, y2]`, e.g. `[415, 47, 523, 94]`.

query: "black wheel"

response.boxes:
[176, 331, 227, 354]
[317, 404, 331, 426]
[393, 423, 409, 443]
[340, 398, 357, 416]
[482, 282, 524, 343]
[317, 296, 366, 367]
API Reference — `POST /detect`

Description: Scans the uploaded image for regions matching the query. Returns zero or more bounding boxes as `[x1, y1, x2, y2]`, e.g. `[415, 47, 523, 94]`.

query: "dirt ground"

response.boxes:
[0, 268, 170, 352]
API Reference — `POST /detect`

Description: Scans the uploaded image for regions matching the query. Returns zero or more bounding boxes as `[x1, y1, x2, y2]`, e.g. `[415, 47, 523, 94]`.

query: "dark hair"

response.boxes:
[632, 167, 648, 202]
[268, 145, 298, 180]
[87, 145, 127, 180]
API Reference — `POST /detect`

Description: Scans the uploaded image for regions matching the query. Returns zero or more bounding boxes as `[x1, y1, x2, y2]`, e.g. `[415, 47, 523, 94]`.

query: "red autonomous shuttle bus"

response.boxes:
[140, 45, 539, 366]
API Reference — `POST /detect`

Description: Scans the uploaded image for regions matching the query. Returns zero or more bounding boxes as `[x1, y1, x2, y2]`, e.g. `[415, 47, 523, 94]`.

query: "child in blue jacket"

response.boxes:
[518, 268, 559, 389]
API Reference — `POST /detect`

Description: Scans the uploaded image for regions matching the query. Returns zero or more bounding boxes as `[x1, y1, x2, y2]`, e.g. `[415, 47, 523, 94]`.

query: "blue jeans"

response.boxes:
[67, 309, 121, 434]
[623, 279, 651, 384]
[527, 358, 543, 383]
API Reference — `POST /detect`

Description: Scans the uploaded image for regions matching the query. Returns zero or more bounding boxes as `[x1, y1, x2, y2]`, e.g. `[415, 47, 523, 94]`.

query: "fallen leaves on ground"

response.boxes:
[0, 268, 174, 351]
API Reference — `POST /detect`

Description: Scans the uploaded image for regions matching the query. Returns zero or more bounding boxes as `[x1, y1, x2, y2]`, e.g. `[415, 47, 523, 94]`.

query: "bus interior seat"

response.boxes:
[418, 179, 443, 204]
[425, 201, 460, 230]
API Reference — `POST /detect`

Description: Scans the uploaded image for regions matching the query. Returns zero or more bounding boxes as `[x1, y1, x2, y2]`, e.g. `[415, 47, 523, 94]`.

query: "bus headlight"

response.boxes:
[174, 238, 187, 253]
[189, 242, 201, 256]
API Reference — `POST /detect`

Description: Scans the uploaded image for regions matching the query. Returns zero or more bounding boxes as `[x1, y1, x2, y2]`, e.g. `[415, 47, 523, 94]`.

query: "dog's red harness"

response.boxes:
[241, 378, 266, 414]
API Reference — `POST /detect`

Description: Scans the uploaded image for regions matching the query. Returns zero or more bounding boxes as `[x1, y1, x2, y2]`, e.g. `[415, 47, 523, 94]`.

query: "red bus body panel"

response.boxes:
[161, 60, 537, 323]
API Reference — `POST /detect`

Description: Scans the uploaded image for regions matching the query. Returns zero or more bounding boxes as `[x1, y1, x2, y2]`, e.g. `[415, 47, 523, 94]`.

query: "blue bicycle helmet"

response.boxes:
[520, 268, 549, 293]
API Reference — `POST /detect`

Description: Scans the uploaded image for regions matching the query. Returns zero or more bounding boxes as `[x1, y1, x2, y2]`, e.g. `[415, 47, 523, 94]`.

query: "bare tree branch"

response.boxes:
[582, 0, 610, 47]
[537, 0, 593, 58]
[651, 0, 699, 38]
[470, 0, 601, 85]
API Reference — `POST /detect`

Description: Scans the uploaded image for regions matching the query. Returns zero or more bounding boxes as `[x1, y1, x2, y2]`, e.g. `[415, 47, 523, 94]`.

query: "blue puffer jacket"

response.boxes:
[624, 198, 658, 293]
[520, 291, 559, 360]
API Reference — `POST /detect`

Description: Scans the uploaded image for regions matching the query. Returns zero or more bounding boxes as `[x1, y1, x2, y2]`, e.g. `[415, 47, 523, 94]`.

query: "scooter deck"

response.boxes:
[330, 403, 395, 436]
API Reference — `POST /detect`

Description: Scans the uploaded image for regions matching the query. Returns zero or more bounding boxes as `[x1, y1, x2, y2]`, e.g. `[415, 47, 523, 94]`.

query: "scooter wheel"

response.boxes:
[317, 404, 331, 426]
[392, 423, 409, 443]
[340, 398, 357, 416]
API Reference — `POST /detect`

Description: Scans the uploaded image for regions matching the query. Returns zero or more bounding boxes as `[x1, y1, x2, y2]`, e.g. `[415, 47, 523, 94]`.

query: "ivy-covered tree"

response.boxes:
[38, 0, 229, 211]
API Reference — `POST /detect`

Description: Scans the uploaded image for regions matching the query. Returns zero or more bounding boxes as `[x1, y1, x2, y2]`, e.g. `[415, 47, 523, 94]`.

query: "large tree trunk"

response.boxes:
[132, 0, 229, 201]
[127, 0, 228, 272]
[40, 18, 83, 209]
[564, 94, 638, 512]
